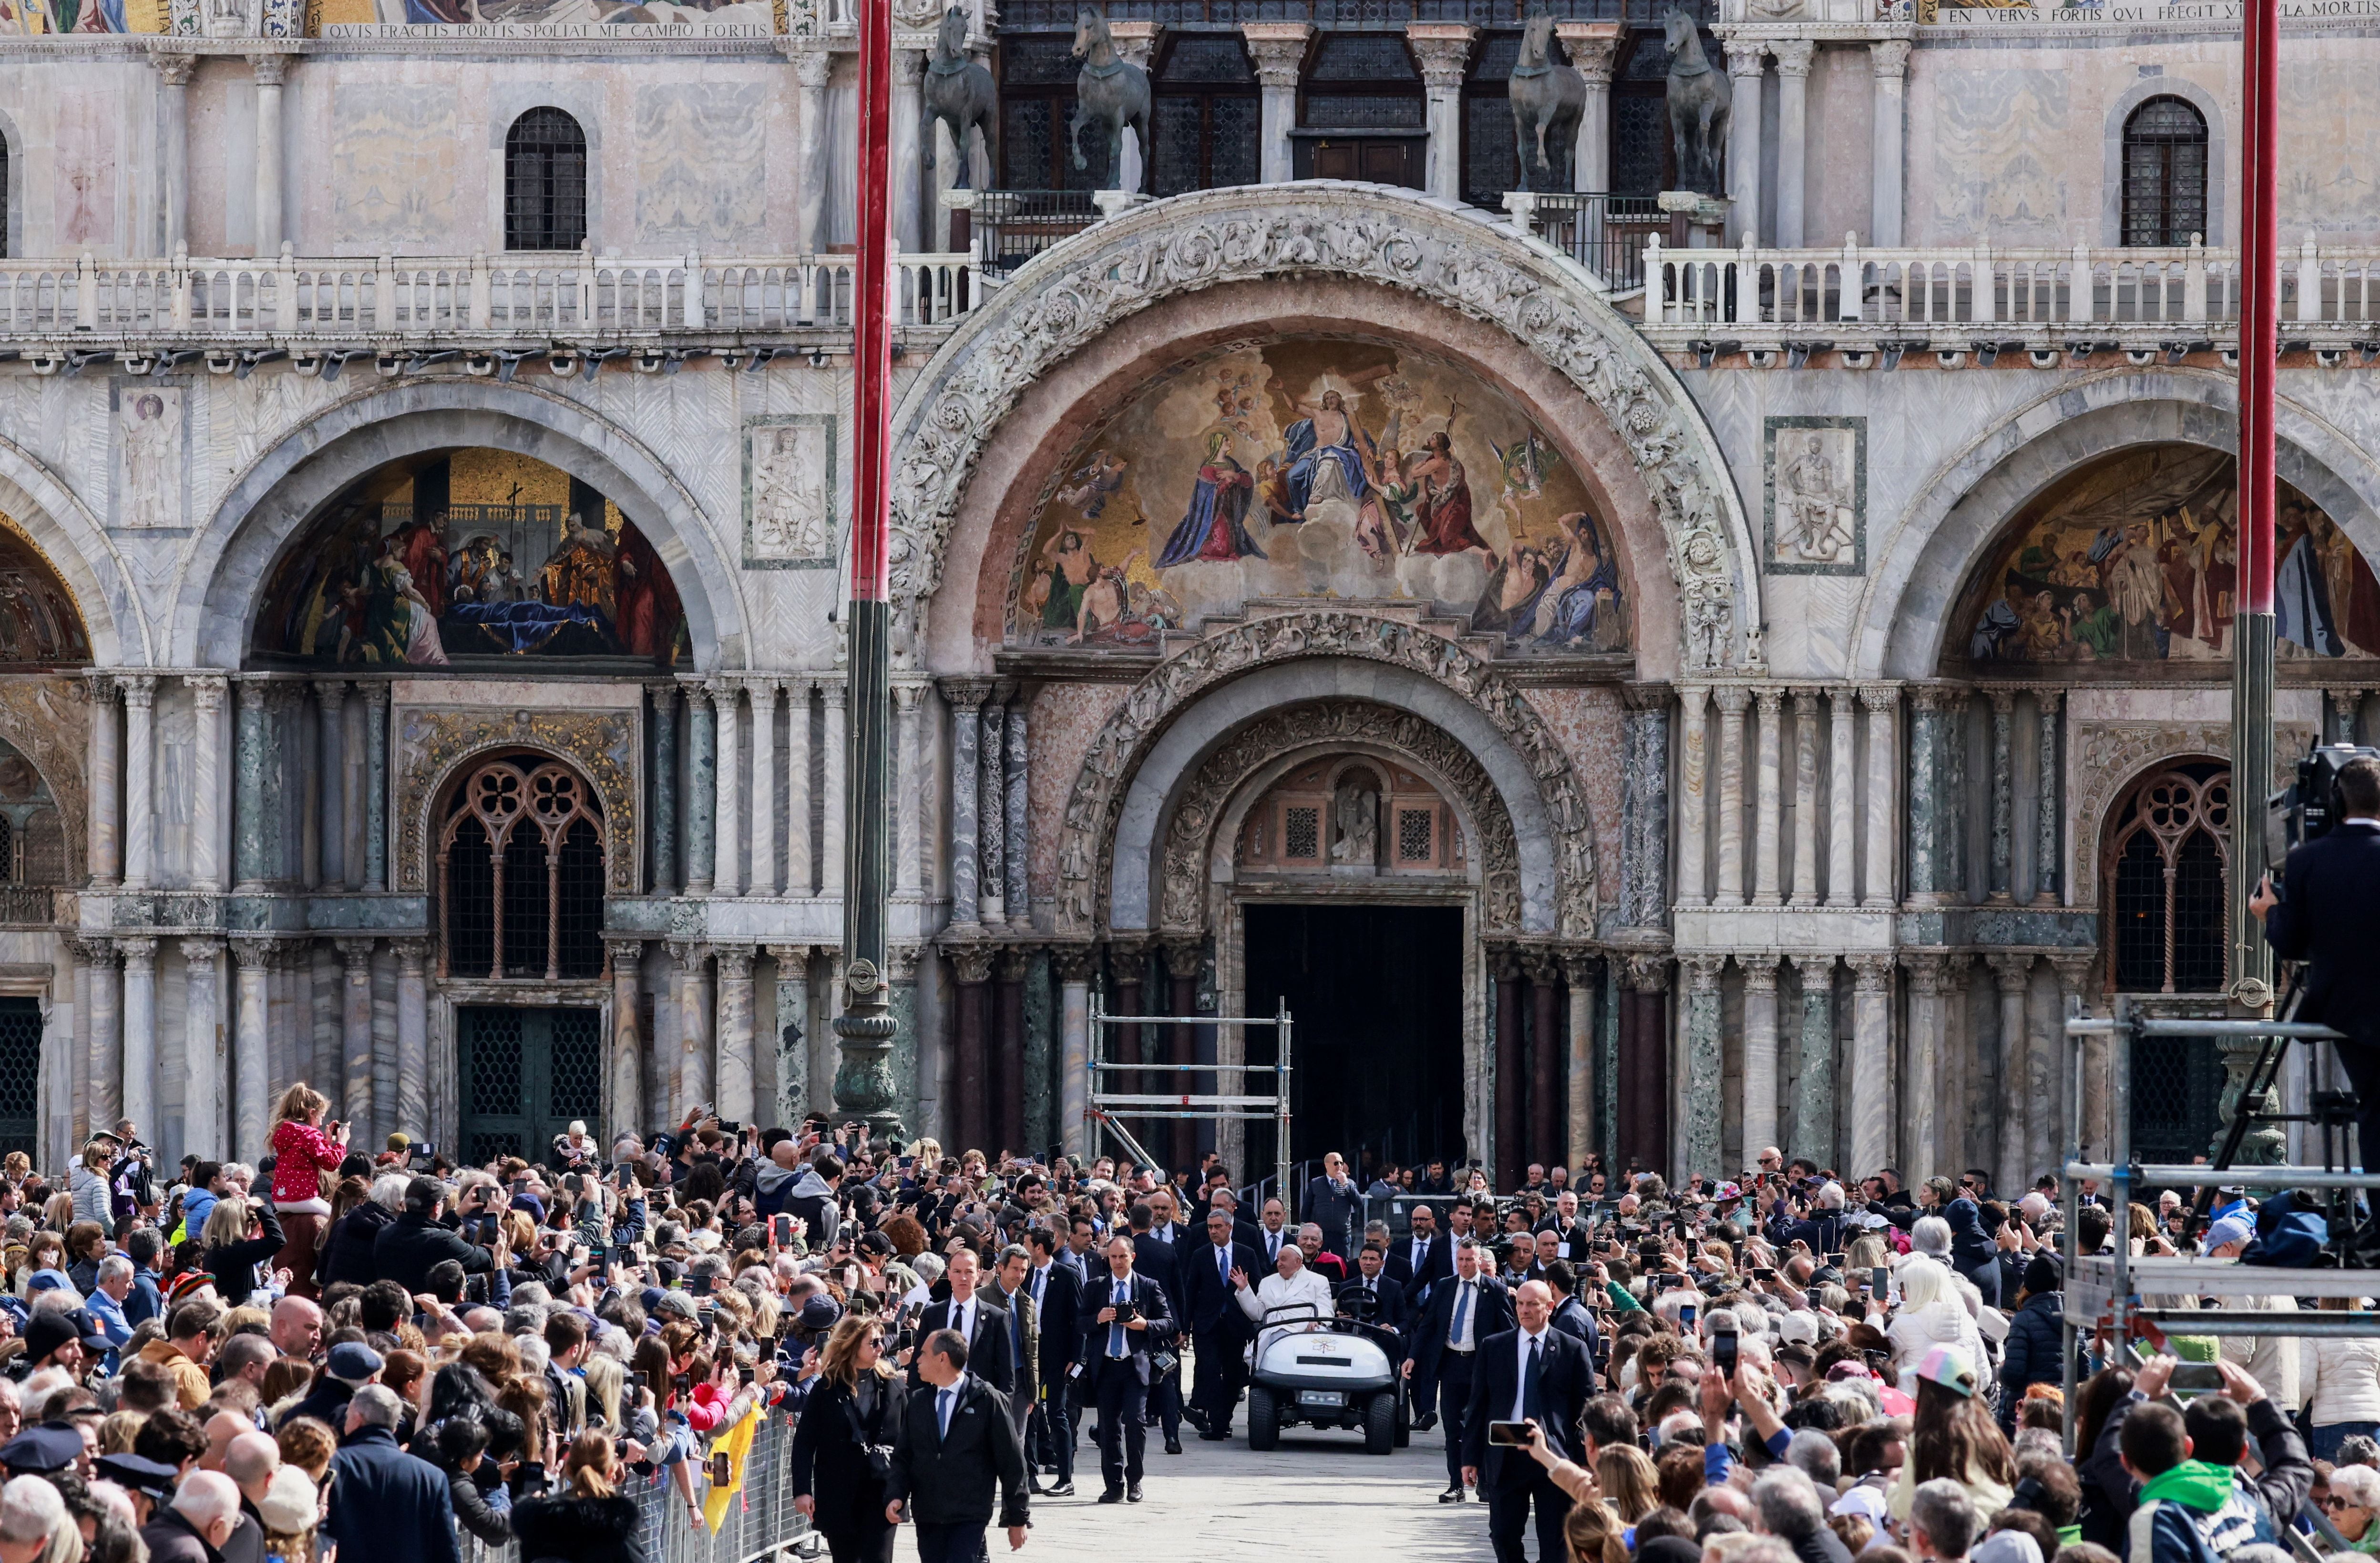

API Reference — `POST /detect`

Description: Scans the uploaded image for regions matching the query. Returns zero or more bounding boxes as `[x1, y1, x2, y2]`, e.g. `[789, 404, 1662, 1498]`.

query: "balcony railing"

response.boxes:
[0, 246, 978, 346]
[1641, 233, 2380, 352]
[992, 0, 1708, 25]
[969, 189, 1102, 279]
[1507, 191, 1662, 295]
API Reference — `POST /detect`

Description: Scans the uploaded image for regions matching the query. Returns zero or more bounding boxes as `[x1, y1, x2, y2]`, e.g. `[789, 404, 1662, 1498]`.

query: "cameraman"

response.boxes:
[2254, 753, 2380, 1247]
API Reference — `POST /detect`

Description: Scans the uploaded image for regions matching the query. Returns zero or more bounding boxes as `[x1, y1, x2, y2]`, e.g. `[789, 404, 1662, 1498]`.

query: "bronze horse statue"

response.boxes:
[1069, 7, 1151, 194]
[1508, 10, 1585, 192]
[922, 5, 995, 189]
[1663, 7, 1730, 196]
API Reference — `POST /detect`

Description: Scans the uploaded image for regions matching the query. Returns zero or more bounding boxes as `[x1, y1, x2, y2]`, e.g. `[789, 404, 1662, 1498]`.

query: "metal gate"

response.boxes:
[457, 1006, 603, 1165]
[0, 998, 35, 1157]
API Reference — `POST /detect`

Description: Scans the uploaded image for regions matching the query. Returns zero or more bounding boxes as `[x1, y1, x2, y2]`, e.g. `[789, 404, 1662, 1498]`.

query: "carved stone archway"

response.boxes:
[1059, 608, 1596, 939]
[2066, 719, 2313, 907]
[1155, 700, 1522, 936]
[891, 183, 1762, 672]
[394, 707, 641, 898]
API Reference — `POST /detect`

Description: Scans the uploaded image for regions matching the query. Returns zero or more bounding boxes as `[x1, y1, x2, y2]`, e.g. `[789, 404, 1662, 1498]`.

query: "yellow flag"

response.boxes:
[699, 1406, 761, 1535]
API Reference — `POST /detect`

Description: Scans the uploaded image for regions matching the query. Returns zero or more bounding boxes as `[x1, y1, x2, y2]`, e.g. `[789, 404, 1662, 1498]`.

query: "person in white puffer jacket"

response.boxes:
[2298, 1296, 2380, 1460]
[1885, 1256, 1990, 1380]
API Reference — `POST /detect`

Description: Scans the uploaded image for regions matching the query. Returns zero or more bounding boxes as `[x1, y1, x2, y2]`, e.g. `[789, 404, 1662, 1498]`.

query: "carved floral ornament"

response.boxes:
[1155, 699, 1526, 936]
[2066, 719, 2314, 906]
[1057, 610, 1598, 939]
[886, 185, 1761, 673]
[393, 708, 640, 897]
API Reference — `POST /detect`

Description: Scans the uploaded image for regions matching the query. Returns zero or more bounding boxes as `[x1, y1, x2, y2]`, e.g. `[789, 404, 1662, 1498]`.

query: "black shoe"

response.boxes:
[1046, 1483, 1075, 1498]
[1165, 1436, 1183, 1454]
[1097, 1489, 1125, 1505]
[1127, 1484, 1144, 1502]
[1413, 1413, 1439, 1433]
[1199, 1429, 1230, 1442]
[1439, 1485, 1465, 1503]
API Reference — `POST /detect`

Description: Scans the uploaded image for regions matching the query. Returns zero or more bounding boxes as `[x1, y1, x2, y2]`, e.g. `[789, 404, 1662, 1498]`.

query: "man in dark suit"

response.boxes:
[886, 1329, 1029, 1563]
[1388, 1203, 1452, 1309]
[910, 1248, 1015, 1398]
[1534, 1192, 1590, 1265]
[1461, 1279, 1594, 1563]
[1079, 1232, 1173, 1503]
[1541, 1260, 1600, 1374]
[2258, 753, 2380, 1250]
[1024, 1225, 1081, 1495]
[1405, 1239, 1513, 1497]
[988, 1245, 1041, 1453]
[1127, 1203, 1186, 1455]
[1250, 1198, 1294, 1270]
[1180, 1206, 1260, 1441]
[1336, 1243, 1410, 1343]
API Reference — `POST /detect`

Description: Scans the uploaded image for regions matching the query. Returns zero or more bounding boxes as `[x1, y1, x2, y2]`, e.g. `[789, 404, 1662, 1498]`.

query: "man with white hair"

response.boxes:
[140, 1470, 243, 1563]
[0, 1474, 65, 1563]
[325, 1386, 457, 1563]
[1232, 1232, 1334, 1360]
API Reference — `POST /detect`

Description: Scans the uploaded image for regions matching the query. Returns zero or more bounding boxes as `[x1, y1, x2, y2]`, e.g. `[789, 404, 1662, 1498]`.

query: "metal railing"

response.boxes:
[1507, 191, 1661, 294]
[0, 246, 978, 344]
[969, 190, 1101, 279]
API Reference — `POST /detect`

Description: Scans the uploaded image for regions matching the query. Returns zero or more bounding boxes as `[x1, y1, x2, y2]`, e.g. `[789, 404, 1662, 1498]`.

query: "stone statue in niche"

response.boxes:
[1773, 426, 1857, 566]
[1332, 776, 1379, 867]
[1663, 8, 1731, 196]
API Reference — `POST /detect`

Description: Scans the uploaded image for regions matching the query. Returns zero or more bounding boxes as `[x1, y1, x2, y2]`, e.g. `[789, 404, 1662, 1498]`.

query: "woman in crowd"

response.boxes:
[196, 1195, 286, 1308]
[511, 1430, 645, 1563]
[789, 1313, 902, 1563]
[266, 1085, 348, 1300]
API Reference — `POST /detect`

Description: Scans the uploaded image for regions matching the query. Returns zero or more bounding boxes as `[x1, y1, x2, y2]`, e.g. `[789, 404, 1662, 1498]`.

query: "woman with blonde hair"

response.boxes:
[510, 1430, 644, 1563]
[1563, 1491, 1630, 1563]
[1597, 1443, 1661, 1522]
[267, 1084, 347, 1301]
[790, 1314, 902, 1563]
[197, 1194, 286, 1307]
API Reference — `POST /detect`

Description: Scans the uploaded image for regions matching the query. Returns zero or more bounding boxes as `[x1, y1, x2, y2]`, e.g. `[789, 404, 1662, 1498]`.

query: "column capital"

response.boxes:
[358, 679, 390, 710]
[1769, 38, 1815, 76]
[1787, 951, 1836, 981]
[78, 936, 121, 970]
[118, 936, 158, 970]
[767, 943, 810, 973]
[1857, 683, 1901, 713]
[1240, 21, 1313, 87]
[2047, 951, 2097, 997]
[1106, 18, 1162, 66]
[332, 937, 377, 968]
[1845, 952, 1895, 991]
[1907, 682, 1966, 714]
[1869, 38, 1911, 78]
[228, 934, 275, 971]
[1050, 943, 1099, 983]
[714, 943, 757, 977]
[1556, 21, 1622, 85]
[246, 52, 289, 86]
[1724, 39, 1768, 78]
[1754, 686, 1785, 717]
[1520, 948, 1563, 986]
[1679, 953, 1725, 990]
[1161, 937, 1206, 981]
[116, 672, 156, 709]
[949, 942, 997, 986]
[666, 939, 709, 970]
[820, 677, 849, 710]
[1787, 684, 1826, 706]
[185, 672, 228, 711]
[605, 936, 648, 965]
[1986, 951, 2034, 991]
[1404, 22, 1476, 88]
[390, 936, 430, 975]
[937, 675, 994, 710]
[1985, 687, 2018, 715]
[1560, 950, 1600, 988]
[1620, 952, 1672, 993]
[791, 43, 833, 88]
[1712, 682, 1753, 714]
[2030, 685, 2065, 713]
[998, 944, 1036, 982]
[891, 46, 925, 86]
[1740, 952, 1781, 993]
[153, 47, 198, 87]
[892, 682, 925, 713]
[1618, 680, 1672, 714]
[1899, 947, 1952, 996]
[705, 678, 742, 710]
[179, 935, 224, 969]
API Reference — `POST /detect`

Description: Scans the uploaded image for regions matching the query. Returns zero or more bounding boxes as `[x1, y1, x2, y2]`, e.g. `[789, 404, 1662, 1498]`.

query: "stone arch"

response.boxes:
[1152, 701, 1521, 936]
[892, 183, 1761, 673]
[0, 437, 142, 668]
[1065, 609, 1594, 940]
[172, 379, 749, 671]
[0, 689, 87, 883]
[392, 707, 641, 901]
[1855, 370, 2380, 679]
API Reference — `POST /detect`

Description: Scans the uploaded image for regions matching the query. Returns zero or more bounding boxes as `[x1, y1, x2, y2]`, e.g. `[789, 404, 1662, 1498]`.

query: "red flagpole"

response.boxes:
[852, 0, 893, 607]
[2232, 0, 2278, 1007]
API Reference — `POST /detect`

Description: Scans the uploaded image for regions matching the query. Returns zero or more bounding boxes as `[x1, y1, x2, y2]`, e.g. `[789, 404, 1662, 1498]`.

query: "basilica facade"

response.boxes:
[0, 0, 2370, 1191]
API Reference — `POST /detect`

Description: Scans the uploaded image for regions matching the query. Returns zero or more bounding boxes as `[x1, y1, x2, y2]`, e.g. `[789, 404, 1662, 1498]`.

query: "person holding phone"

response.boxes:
[1460, 1280, 1592, 1563]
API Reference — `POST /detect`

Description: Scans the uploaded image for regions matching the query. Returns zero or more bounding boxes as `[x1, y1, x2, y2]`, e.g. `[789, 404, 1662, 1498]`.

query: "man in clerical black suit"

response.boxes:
[2258, 753, 2380, 1253]
[1461, 1279, 1594, 1563]
[1079, 1232, 1173, 1503]
[910, 1247, 1015, 1398]
[1386, 1203, 1451, 1311]
[1180, 1206, 1260, 1441]
[1405, 1239, 1513, 1501]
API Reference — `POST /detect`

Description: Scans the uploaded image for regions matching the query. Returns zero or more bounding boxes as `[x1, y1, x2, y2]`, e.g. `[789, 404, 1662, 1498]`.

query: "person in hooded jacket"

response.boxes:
[1997, 1254, 2064, 1435]
[1943, 1199, 2001, 1309]
[780, 1152, 844, 1250]
[316, 1175, 402, 1293]
[753, 1141, 808, 1221]
[429, 1416, 512, 1547]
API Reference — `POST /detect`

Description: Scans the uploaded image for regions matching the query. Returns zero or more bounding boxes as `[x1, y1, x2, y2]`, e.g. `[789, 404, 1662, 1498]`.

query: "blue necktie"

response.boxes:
[1449, 1281, 1470, 1346]
[1523, 1336, 1545, 1422]
[1109, 1279, 1128, 1357]
[1010, 1296, 1024, 1364]
[937, 1386, 955, 1441]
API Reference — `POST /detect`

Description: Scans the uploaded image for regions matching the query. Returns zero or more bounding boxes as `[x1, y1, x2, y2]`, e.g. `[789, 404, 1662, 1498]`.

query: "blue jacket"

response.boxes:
[323, 1425, 462, 1563]
[1999, 1289, 2064, 1431]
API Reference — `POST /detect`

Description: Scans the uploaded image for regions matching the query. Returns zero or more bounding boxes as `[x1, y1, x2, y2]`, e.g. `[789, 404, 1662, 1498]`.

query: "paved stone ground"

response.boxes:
[890, 1414, 1503, 1563]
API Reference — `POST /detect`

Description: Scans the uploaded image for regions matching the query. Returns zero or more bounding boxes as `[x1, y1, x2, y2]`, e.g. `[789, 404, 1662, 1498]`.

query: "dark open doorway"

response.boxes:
[1241, 903, 1466, 1180]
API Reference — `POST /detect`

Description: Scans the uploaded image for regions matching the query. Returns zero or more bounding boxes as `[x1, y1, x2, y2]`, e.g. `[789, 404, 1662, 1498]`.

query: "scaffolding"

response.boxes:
[2059, 997, 2380, 1453]
[1086, 995, 1293, 1218]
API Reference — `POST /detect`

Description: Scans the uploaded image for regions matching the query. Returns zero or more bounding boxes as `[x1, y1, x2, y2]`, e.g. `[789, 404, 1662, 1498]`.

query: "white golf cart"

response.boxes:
[1243, 1300, 1406, 1454]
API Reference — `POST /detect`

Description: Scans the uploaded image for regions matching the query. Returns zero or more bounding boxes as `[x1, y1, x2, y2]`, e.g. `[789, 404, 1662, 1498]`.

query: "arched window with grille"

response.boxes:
[504, 108, 588, 252]
[439, 756, 606, 981]
[0, 133, 10, 260]
[2106, 762, 2231, 993]
[1151, 34, 1259, 197]
[2122, 96, 2209, 247]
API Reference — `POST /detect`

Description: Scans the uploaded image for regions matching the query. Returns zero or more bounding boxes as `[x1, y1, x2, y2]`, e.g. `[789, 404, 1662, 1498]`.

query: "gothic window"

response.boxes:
[439, 756, 606, 981]
[504, 108, 588, 252]
[2106, 763, 2230, 994]
[2122, 96, 2209, 247]
[1152, 34, 1259, 197]
[998, 35, 1100, 190]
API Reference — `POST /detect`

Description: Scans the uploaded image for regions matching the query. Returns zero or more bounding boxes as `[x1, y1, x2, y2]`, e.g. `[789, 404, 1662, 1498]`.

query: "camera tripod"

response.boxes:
[2185, 970, 2365, 1250]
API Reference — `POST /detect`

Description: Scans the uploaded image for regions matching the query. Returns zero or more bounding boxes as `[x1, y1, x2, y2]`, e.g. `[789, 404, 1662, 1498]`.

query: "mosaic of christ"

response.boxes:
[1005, 339, 1626, 655]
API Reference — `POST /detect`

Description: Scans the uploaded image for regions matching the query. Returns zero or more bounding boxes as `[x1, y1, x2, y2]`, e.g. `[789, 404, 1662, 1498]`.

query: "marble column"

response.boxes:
[1163, 939, 1202, 1174]
[1902, 950, 1949, 1179]
[821, 681, 848, 899]
[1791, 954, 1835, 1168]
[1559, 24, 1620, 191]
[1619, 956, 1671, 1173]
[792, 47, 834, 255]
[997, 947, 1028, 1156]
[2032, 689, 2062, 906]
[1407, 24, 1474, 203]
[1789, 687, 1821, 906]
[650, 683, 679, 895]
[394, 939, 427, 1136]
[2050, 953, 2098, 1160]
[1942, 689, 1970, 902]
[1827, 686, 1858, 908]
[1713, 684, 1750, 907]
[2027, 956, 2063, 1180]
[82, 940, 121, 1128]
[1985, 689, 2015, 903]
[669, 942, 711, 1117]
[1243, 24, 1311, 185]
[608, 939, 646, 1141]
[1494, 952, 1525, 1187]
[768, 945, 812, 1126]
[892, 47, 925, 252]
[1620, 685, 1670, 925]
[359, 682, 388, 893]
[1905, 687, 1941, 905]
[785, 681, 814, 897]
[951, 943, 994, 1152]
[978, 693, 1008, 925]
[1056, 946, 1095, 1158]
[711, 682, 743, 899]
[1680, 955, 1724, 1181]
[232, 937, 271, 1160]
[749, 681, 779, 898]
[339, 687, 366, 888]
[186, 676, 227, 895]
[336, 938, 374, 1138]
[313, 681, 348, 889]
[1846, 953, 1895, 1175]
[249, 54, 287, 253]
[119, 675, 156, 891]
[1753, 687, 1784, 906]
[1525, 952, 1562, 1171]
[944, 680, 987, 930]
[1004, 698, 1030, 928]
[893, 685, 925, 899]
[1771, 40, 1813, 247]
[1563, 954, 1598, 1171]
[715, 945, 757, 1122]
[686, 687, 717, 895]
[1988, 954, 2032, 1192]
[182, 938, 223, 1158]
[1724, 41, 1765, 245]
[1742, 953, 1782, 1161]
[1869, 41, 1909, 246]
[89, 673, 121, 888]
[1859, 686, 1898, 908]
[157, 51, 195, 254]
[1676, 685, 1710, 908]
[1108, 23, 1161, 195]
[119, 937, 156, 1136]
[298, 686, 322, 892]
